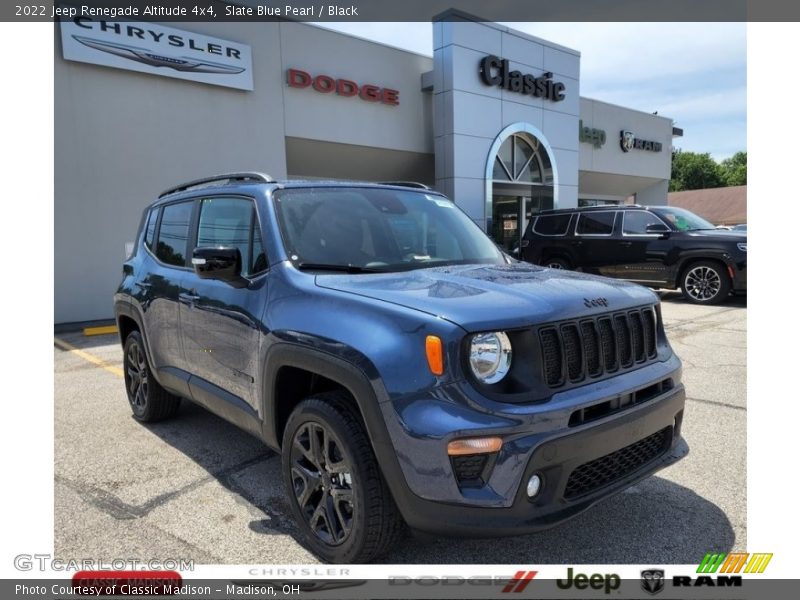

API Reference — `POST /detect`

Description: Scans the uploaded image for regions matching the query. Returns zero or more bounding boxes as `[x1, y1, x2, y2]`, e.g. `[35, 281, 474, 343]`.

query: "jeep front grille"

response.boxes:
[538, 307, 658, 387]
[563, 426, 671, 500]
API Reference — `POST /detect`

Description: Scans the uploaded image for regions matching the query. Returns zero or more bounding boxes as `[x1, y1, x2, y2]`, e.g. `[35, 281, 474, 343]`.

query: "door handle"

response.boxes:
[620, 241, 633, 247]
[179, 292, 200, 304]
[570, 240, 582, 247]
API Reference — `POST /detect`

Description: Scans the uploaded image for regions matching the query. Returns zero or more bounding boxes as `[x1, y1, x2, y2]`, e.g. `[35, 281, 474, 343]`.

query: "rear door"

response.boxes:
[179, 196, 269, 417]
[521, 212, 574, 265]
[573, 210, 620, 277]
[137, 199, 195, 396]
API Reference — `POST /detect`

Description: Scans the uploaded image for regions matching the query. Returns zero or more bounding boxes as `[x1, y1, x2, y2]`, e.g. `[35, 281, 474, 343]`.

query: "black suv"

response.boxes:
[520, 205, 747, 304]
[114, 173, 687, 563]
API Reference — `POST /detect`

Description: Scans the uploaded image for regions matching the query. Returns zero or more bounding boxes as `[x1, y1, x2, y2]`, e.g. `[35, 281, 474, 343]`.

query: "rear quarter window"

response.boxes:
[533, 214, 572, 236]
[144, 208, 159, 250]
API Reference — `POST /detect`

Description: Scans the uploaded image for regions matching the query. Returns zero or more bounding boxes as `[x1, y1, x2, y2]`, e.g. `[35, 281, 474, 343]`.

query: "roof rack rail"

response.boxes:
[378, 181, 431, 190]
[159, 172, 275, 198]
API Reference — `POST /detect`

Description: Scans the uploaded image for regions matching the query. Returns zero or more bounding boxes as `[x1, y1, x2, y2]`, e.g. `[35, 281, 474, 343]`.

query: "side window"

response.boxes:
[197, 197, 267, 277]
[144, 207, 158, 250]
[623, 211, 665, 235]
[576, 211, 616, 235]
[533, 214, 572, 236]
[156, 201, 193, 267]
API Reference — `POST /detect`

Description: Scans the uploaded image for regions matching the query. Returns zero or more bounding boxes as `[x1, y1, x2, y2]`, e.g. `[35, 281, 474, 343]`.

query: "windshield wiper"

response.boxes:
[295, 262, 382, 274]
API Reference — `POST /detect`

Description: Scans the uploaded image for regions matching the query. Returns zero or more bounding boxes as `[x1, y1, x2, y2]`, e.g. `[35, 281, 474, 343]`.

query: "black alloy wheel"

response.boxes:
[122, 330, 181, 422]
[281, 393, 403, 563]
[125, 338, 149, 417]
[290, 421, 355, 546]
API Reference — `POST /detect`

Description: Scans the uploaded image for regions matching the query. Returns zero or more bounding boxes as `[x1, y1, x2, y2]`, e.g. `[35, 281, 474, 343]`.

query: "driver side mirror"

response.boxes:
[192, 247, 246, 287]
[646, 223, 670, 238]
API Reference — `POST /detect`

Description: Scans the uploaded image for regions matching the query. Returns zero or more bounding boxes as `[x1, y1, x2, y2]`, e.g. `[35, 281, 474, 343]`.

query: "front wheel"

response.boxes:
[680, 261, 731, 304]
[282, 392, 403, 563]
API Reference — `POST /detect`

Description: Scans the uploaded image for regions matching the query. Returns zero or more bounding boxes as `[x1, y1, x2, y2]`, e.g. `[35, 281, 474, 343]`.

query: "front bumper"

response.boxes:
[375, 354, 687, 535]
[731, 259, 747, 292]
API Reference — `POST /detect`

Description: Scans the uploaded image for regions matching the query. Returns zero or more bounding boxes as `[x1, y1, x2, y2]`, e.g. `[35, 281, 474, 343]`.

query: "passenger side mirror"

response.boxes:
[645, 223, 670, 238]
[192, 247, 245, 286]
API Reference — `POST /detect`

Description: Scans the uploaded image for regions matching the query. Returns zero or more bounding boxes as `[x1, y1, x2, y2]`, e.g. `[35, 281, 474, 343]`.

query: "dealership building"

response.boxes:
[55, 12, 680, 324]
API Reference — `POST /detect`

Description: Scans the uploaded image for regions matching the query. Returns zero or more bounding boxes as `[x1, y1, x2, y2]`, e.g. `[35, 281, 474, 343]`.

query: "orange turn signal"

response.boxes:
[425, 335, 444, 376]
[447, 437, 503, 456]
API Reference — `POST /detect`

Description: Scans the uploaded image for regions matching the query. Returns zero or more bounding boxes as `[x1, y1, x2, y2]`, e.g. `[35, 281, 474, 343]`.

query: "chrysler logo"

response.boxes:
[72, 36, 245, 74]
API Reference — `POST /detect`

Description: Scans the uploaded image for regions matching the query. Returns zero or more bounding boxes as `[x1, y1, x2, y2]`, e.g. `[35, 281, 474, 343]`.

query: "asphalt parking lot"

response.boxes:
[54, 292, 746, 564]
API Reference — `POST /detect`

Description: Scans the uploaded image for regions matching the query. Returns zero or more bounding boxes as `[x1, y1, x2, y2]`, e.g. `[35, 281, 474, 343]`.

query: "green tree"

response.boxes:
[719, 151, 747, 186]
[670, 150, 723, 191]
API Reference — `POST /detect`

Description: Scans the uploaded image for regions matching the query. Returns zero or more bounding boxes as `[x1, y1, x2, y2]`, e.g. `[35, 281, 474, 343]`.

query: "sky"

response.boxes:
[316, 22, 746, 161]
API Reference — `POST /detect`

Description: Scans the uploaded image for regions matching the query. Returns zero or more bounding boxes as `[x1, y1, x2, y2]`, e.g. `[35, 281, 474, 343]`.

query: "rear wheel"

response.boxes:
[544, 257, 571, 270]
[282, 392, 403, 563]
[680, 261, 731, 304]
[123, 331, 180, 422]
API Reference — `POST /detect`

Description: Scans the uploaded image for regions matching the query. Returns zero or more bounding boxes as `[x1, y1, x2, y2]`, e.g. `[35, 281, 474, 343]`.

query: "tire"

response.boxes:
[543, 257, 571, 270]
[680, 261, 731, 305]
[122, 330, 180, 422]
[282, 392, 404, 563]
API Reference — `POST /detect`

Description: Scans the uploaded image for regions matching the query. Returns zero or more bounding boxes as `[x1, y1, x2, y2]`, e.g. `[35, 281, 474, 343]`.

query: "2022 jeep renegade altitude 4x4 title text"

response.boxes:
[114, 173, 688, 563]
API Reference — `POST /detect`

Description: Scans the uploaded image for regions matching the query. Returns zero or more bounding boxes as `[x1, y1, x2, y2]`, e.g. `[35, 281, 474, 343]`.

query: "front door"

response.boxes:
[180, 196, 269, 416]
[573, 210, 620, 277]
[617, 210, 672, 285]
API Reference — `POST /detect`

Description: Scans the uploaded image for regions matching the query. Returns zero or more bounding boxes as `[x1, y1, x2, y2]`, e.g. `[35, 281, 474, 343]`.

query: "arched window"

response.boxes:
[492, 133, 553, 185]
[485, 127, 556, 254]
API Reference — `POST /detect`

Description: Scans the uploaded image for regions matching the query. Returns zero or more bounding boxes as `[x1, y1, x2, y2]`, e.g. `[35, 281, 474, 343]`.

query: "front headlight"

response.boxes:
[737, 242, 747, 252]
[469, 332, 512, 384]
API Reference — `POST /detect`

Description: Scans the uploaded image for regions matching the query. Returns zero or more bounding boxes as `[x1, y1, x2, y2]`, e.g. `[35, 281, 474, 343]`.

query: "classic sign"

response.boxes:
[479, 55, 566, 102]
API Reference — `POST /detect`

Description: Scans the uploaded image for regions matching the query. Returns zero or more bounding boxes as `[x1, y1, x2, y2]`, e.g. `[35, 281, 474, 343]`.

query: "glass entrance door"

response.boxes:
[490, 185, 554, 254]
[491, 194, 523, 253]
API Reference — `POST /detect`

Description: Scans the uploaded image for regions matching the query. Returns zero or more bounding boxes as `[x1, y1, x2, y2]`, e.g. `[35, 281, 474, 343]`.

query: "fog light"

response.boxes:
[526, 474, 542, 498]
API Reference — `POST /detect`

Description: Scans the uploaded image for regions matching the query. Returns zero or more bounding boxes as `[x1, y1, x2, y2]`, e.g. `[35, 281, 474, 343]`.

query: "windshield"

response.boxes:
[273, 187, 506, 272]
[652, 207, 715, 232]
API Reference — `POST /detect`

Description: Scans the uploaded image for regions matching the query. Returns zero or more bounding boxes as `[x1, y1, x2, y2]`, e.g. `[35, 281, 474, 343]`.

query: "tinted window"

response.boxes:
[156, 201, 193, 266]
[576, 211, 616, 235]
[533, 214, 572, 236]
[274, 188, 504, 271]
[623, 211, 666, 235]
[197, 197, 266, 277]
[144, 208, 158, 250]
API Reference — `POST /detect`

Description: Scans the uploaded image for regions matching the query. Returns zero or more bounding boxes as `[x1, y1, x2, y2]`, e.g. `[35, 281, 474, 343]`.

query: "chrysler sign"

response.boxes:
[60, 18, 253, 91]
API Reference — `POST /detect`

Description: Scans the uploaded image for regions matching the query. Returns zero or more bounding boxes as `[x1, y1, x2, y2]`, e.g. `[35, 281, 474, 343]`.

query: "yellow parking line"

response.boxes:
[54, 337, 124, 378]
[83, 325, 118, 337]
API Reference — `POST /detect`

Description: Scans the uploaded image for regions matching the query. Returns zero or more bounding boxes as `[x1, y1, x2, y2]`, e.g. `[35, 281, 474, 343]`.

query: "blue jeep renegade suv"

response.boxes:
[114, 173, 688, 563]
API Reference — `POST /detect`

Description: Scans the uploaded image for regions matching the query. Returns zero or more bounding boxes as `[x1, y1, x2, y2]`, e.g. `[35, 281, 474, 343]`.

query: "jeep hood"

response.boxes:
[315, 263, 658, 331]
